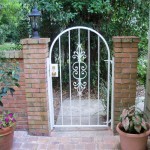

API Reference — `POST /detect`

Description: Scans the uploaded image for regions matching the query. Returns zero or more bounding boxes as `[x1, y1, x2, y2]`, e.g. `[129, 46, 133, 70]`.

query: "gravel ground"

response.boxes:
[136, 84, 145, 97]
[136, 84, 145, 111]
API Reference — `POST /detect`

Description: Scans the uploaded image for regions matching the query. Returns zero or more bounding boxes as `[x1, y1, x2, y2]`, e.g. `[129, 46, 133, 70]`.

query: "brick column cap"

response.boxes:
[112, 36, 140, 43]
[20, 38, 50, 45]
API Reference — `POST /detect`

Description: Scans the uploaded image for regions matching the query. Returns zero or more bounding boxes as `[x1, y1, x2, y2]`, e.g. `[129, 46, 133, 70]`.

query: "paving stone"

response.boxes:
[13, 137, 28, 143]
[27, 136, 38, 143]
[84, 143, 97, 150]
[60, 137, 71, 143]
[75, 143, 85, 149]
[37, 137, 51, 144]
[12, 131, 150, 150]
[51, 141, 60, 145]
[82, 137, 94, 142]
[11, 142, 22, 149]
[49, 137, 60, 143]
[37, 144, 48, 150]
[60, 144, 76, 150]
[21, 143, 38, 149]
[69, 138, 82, 144]
[47, 144, 59, 150]
[97, 142, 104, 150]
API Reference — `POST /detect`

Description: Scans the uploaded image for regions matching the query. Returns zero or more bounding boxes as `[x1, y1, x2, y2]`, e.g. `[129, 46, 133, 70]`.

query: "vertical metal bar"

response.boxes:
[106, 58, 111, 127]
[88, 30, 91, 125]
[47, 58, 54, 129]
[98, 36, 100, 125]
[111, 57, 115, 130]
[59, 37, 63, 125]
[68, 31, 72, 125]
[78, 28, 82, 125]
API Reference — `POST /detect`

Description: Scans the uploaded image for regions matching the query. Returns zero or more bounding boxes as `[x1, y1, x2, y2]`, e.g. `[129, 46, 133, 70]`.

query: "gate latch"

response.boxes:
[51, 64, 58, 77]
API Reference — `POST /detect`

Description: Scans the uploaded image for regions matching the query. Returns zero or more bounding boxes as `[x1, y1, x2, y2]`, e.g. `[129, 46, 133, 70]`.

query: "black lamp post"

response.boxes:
[28, 6, 41, 38]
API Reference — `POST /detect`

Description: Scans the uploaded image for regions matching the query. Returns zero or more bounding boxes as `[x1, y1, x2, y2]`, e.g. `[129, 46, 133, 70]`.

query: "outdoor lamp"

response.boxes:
[28, 6, 41, 38]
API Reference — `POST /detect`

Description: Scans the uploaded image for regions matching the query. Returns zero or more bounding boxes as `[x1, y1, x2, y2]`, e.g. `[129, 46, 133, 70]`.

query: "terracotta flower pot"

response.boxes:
[116, 122, 150, 150]
[0, 124, 15, 150]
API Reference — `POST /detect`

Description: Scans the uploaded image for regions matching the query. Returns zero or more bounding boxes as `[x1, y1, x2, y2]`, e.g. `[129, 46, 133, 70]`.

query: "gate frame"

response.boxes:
[47, 26, 114, 130]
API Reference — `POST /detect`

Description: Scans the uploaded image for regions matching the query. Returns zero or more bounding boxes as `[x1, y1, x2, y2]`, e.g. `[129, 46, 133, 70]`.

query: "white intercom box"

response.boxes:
[51, 64, 58, 77]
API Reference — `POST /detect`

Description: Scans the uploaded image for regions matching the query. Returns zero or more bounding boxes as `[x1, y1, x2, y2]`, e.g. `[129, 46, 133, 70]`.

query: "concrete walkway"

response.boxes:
[12, 130, 150, 150]
[56, 99, 105, 125]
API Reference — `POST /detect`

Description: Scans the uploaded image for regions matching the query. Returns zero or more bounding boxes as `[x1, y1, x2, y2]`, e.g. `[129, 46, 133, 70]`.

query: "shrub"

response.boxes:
[137, 57, 147, 86]
[0, 59, 20, 107]
[0, 25, 9, 44]
[0, 43, 22, 51]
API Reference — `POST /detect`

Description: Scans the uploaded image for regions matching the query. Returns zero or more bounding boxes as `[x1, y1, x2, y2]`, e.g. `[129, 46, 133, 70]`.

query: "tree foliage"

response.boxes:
[18, 0, 149, 88]
[19, 0, 149, 54]
[0, 0, 22, 44]
[0, 0, 149, 53]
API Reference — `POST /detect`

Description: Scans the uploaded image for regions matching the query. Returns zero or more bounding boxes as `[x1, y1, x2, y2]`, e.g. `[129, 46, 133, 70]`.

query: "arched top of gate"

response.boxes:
[49, 26, 110, 59]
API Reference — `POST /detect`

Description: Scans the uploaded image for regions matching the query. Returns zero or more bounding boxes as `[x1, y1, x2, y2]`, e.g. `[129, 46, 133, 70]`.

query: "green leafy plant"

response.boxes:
[0, 59, 20, 107]
[120, 105, 148, 134]
[137, 57, 147, 86]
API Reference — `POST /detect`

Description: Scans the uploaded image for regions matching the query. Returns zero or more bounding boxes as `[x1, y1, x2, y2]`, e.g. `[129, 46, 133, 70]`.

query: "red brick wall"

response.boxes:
[1, 39, 50, 135]
[112, 36, 139, 128]
[2, 58, 28, 130]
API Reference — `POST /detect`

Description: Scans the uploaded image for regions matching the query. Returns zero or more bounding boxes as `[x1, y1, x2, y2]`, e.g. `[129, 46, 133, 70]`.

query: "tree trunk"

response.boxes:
[144, 5, 150, 123]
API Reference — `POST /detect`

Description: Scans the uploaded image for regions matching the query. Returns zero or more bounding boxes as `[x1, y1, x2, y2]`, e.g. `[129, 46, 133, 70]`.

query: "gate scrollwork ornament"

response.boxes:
[72, 44, 87, 96]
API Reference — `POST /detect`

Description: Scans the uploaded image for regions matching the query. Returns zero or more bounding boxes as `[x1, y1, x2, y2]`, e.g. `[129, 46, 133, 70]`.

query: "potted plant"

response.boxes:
[0, 59, 20, 150]
[116, 105, 150, 150]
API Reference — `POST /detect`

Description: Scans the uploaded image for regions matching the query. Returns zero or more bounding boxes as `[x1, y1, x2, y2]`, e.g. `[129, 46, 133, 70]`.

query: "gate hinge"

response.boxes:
[104, 60, 114, 64]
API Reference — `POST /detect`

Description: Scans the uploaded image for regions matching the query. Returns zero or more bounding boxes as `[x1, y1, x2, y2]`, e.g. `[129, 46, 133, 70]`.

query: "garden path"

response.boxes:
[12, 130, 150, 150]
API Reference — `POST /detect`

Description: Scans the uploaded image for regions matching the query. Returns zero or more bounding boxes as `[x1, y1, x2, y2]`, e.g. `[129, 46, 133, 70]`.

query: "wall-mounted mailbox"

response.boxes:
[51, 64, 58, 77]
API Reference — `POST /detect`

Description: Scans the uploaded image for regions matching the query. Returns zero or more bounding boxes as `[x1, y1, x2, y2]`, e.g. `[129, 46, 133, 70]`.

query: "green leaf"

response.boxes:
[122, 117, 129, 131]
[141, 119, 147, 130]
[0, 70, 4, 74]
[128, 120, 134, 132]
[129, 120, 133, 128]
[132, 115, 142, 125]
[7, 71, 12, 76]
[128, 106, 135, 116]
[9, 88, 15, 96]
[2, 87, 8, 93]
[15, 83, 20, 87]
[134, 125, 141, 133]
[12, 70, 15, 76]
[120, 109, 128, 119]
[0, 92, 7, 97]
[0, 101, 3, 107]
[13, 74, 20, 80]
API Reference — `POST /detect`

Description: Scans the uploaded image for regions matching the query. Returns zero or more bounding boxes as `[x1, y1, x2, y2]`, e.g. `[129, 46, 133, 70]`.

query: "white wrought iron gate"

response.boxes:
[47, 26, 114, 130]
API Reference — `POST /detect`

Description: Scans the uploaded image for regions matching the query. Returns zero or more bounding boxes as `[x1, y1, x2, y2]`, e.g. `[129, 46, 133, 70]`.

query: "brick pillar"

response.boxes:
[21, 38, 50, 136]
[112, 36, 140, 129]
